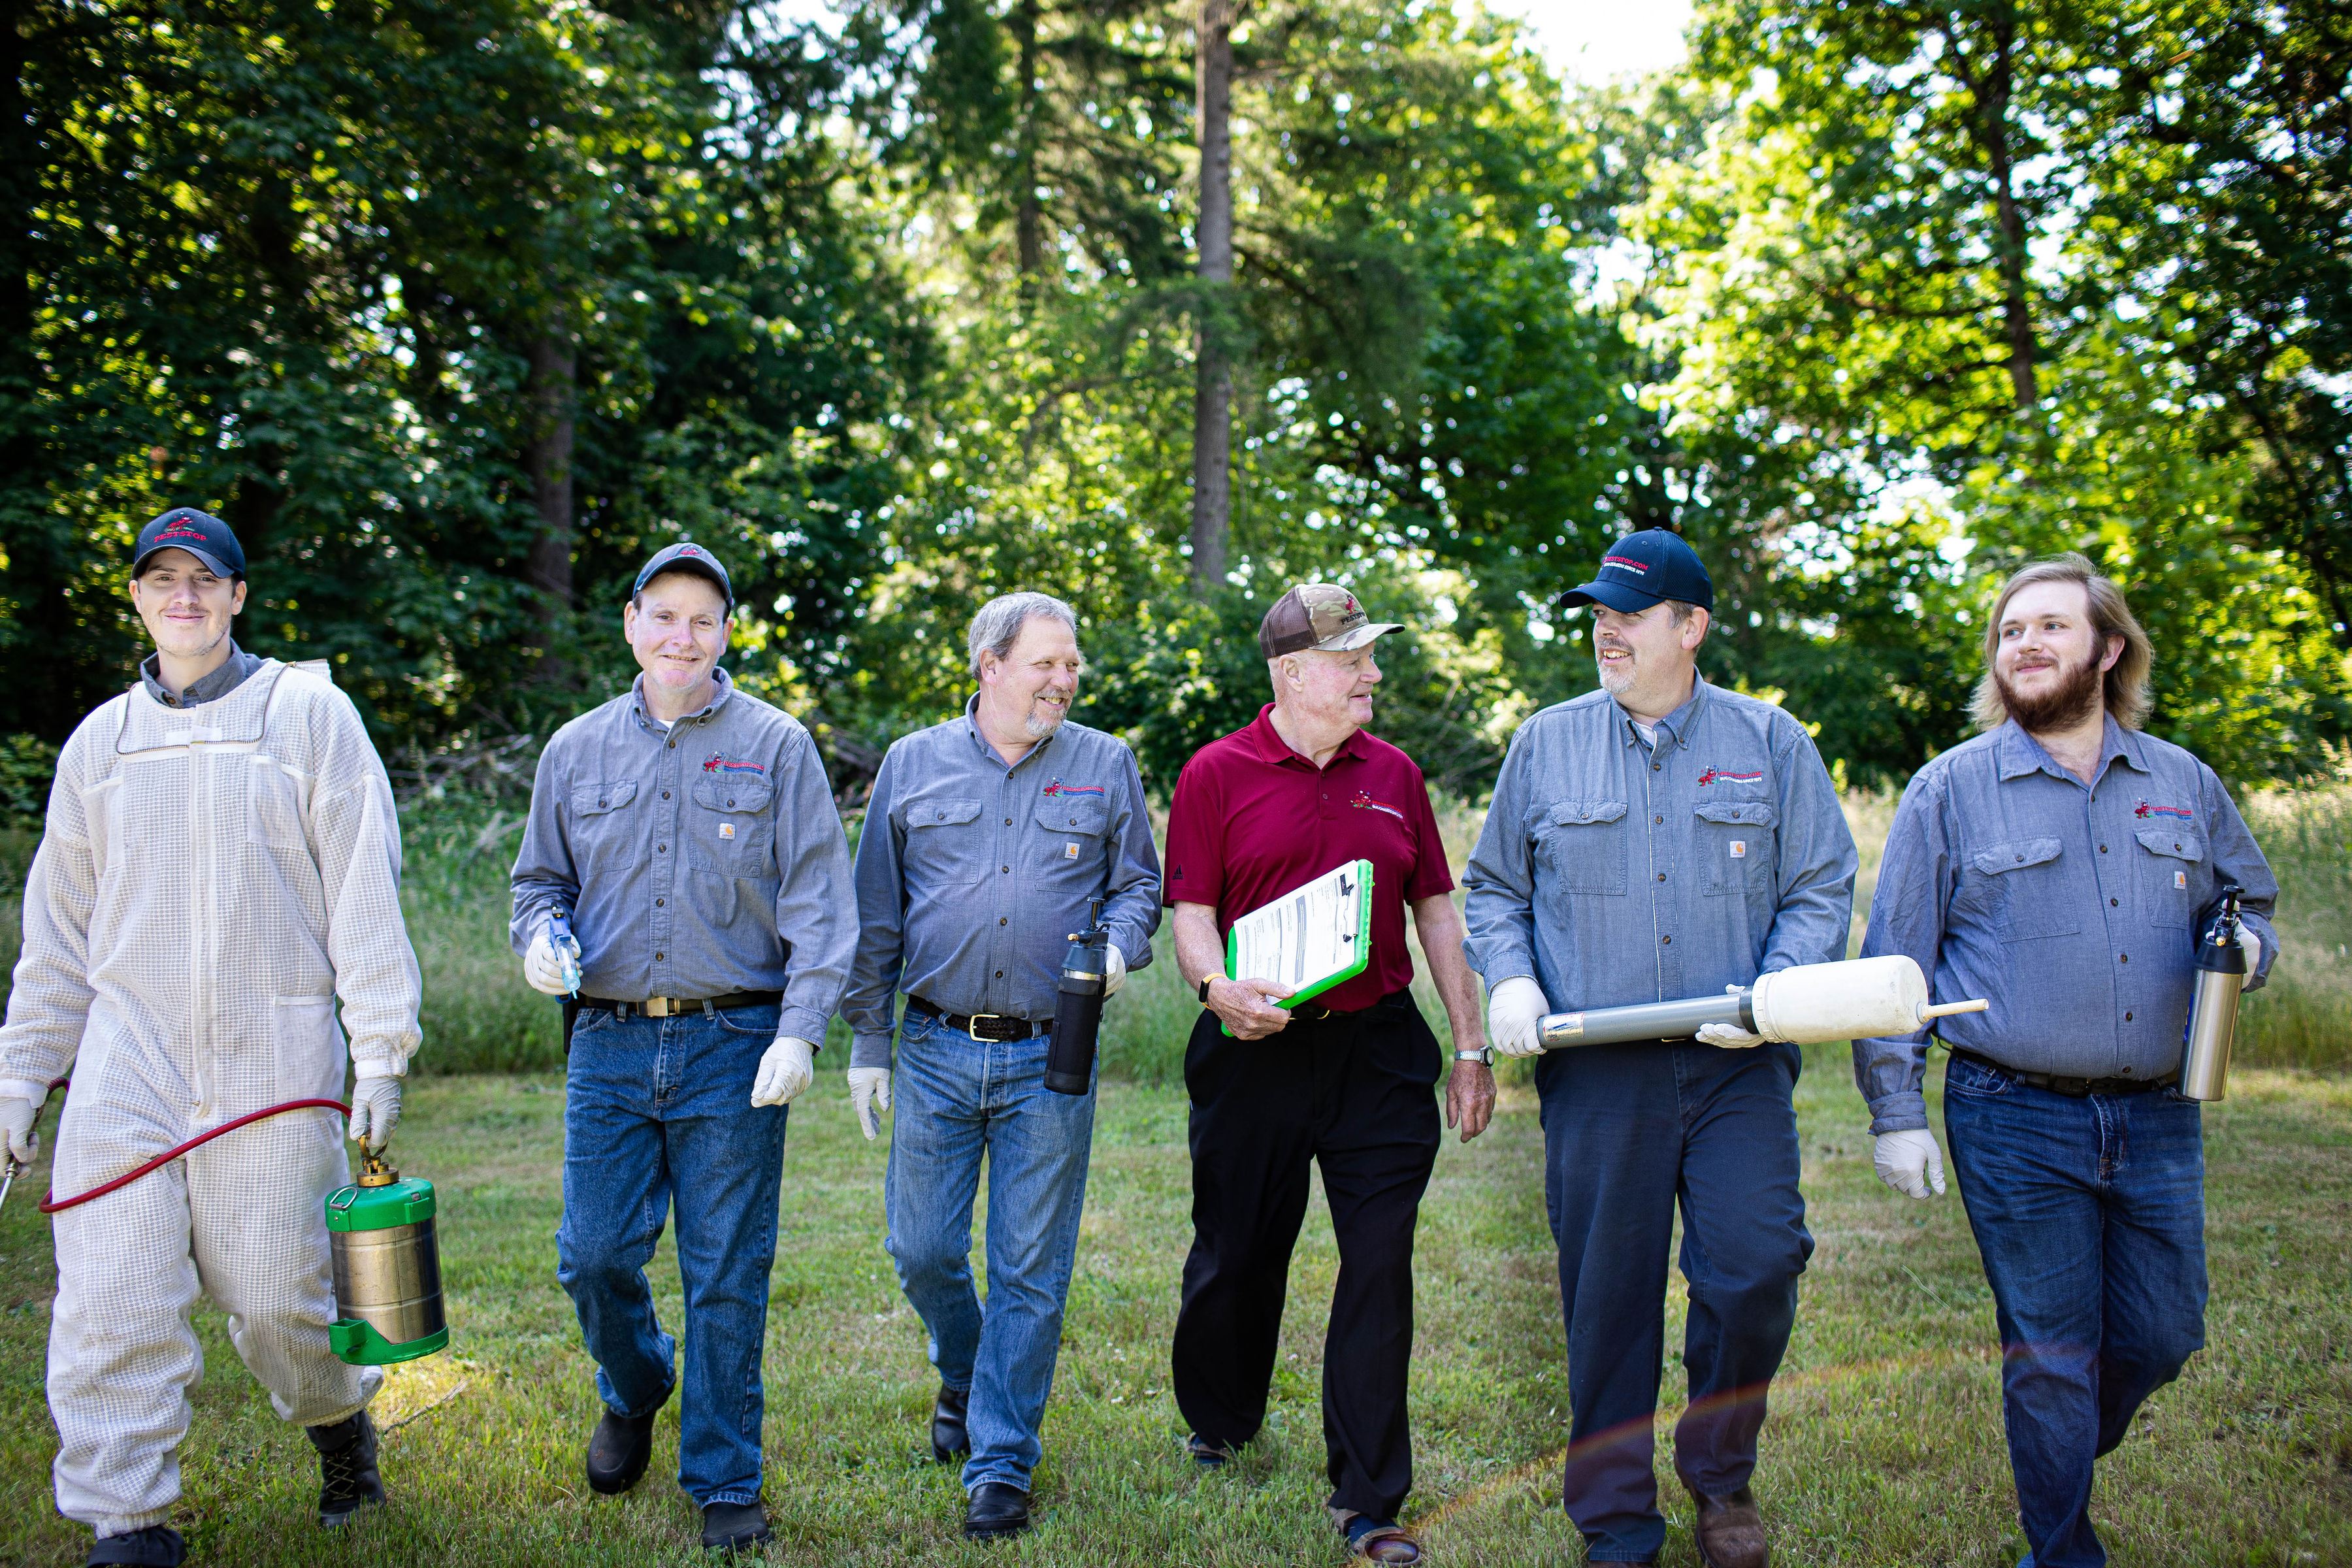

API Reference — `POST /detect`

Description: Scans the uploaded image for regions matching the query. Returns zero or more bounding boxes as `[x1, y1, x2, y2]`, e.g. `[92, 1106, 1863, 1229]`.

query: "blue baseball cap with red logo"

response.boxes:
[1560, 526, 1714, 614]
[132, 508, 246, 580]
[633, 540, 734, 610]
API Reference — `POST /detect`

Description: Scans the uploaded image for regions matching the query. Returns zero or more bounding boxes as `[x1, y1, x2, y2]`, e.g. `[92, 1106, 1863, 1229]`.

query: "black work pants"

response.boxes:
[1171, 991, 1442, 1522]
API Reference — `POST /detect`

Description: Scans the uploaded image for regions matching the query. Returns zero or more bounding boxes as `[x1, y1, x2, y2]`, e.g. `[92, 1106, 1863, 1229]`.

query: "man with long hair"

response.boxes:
[1855, 553, 2279, 1568]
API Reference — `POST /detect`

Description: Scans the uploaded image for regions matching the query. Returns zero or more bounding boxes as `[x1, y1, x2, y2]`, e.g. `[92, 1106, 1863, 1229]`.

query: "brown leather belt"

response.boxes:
[579, 991, 782, 1020]
[907, 996, 1052, 1043]
[1952, 1049, 2175, 1099]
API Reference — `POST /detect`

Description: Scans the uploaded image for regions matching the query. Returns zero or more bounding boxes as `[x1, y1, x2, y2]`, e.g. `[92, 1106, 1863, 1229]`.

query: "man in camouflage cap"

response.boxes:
[1162, 582, 1494, 1565]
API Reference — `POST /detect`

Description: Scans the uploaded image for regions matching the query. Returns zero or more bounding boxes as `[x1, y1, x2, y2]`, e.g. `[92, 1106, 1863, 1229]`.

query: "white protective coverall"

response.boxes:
[0, 659, 422, 1536]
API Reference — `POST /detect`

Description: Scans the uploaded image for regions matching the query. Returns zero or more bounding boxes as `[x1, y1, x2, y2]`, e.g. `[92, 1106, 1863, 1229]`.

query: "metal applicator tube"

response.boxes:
[2179, 883, 2247, 1103]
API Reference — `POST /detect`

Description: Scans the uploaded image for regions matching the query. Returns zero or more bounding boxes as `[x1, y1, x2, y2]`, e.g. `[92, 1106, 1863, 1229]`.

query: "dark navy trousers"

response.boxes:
[1535, 1039, 1813, 1563]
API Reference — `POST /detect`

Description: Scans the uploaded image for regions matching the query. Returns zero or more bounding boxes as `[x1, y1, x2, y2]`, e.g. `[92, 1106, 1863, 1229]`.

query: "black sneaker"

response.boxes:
[86, 1527, 186, 1567]
[1186, 1431, 1237, 1469]
[930, 1384, 970, 1463]
[700, 1499, 774, 1553]
[586, 1405, 661, 1495]
[307, 1409, 387, 1527]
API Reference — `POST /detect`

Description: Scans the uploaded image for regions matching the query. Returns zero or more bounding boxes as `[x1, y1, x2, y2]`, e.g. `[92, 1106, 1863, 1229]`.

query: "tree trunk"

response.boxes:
[523, 331, 577, 625]
[1976, 5, 2036, 410]
[1189, 0, 1233, 592]
[1014, 0, 1043, 286]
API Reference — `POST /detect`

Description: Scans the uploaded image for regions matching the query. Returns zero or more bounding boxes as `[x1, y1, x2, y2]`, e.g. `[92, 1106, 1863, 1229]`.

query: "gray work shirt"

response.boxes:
[1854, 717, 2279, 1134]
[139, 640, 265, 708]
[1462, 676, 1859, 1013]
[510, 669, 856, 1047]
[840, 699, 1162, 1069]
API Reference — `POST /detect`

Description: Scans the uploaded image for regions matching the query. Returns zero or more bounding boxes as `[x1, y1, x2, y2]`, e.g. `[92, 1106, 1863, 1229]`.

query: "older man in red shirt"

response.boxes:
[1166, 583, 1494, 1566]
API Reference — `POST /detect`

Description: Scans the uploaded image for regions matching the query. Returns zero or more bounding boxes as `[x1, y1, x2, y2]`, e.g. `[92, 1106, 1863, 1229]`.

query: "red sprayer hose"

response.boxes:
[20, 1078, 352, 1214]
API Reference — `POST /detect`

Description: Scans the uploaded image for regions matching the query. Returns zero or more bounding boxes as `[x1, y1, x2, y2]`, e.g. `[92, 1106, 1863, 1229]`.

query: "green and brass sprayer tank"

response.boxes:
[326, 1149, 448, 1365]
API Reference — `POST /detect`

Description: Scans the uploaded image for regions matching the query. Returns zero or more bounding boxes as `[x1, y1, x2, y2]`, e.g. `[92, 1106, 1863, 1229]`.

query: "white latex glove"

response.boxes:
[0, 1095, 37, 1168]
[1696, 1022, 1764, 1049]
[1874, 1129, 1947, 1200]
[523, 930, 572, 997]
[348, 1073, 404, 1152]
[847, 1066, 892, 1140]
[1486, 975, 1550, 1059]
[751, 1037, 817, 1107]
[1103, 944, 1128, 998]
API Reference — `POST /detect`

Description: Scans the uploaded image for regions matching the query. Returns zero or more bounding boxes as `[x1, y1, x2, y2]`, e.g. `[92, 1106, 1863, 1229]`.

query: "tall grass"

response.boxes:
[2235, 781, 2352, 1070]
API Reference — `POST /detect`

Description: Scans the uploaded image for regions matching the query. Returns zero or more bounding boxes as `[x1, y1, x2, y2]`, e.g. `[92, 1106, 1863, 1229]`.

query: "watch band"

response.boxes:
[1456, 1046, 1494, 1066]
[1199, 975, 1220, 1004]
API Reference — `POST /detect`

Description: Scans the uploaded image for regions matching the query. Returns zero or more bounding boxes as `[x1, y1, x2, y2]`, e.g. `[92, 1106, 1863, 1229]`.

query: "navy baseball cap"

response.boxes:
[132, 508, 246, 580]
[633, 540, 733, 610]
[1560, 527, 1714, 614]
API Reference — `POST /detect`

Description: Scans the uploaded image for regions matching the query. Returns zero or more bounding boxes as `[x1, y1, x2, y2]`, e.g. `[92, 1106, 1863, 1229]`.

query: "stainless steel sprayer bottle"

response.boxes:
[2180, 883, 2247, 1103]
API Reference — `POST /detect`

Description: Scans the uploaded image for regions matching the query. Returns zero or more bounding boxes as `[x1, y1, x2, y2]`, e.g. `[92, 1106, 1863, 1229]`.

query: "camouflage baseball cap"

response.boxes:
[1256, 583, 1403, 660]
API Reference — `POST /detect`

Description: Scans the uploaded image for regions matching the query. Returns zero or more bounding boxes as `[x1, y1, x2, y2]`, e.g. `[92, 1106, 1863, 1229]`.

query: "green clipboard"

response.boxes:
[1220, 860, 1375, 1032]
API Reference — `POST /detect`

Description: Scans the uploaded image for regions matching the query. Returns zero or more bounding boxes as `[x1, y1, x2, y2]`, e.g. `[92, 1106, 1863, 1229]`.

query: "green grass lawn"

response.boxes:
[3, 1057, 2346, 1567]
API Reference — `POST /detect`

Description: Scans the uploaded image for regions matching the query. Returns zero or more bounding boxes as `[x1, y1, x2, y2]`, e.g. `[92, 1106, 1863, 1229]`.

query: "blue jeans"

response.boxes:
[556, 1002, 787, 1507]
[884, 1006, 1096, 1494]
[1942, 1054, 2208, 1568]
[1534, 1039, 1814, 1563]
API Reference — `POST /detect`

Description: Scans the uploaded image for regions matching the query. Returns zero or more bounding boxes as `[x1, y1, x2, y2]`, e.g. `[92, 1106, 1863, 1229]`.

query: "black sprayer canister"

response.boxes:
[1045, 899, 1109, 1096]
[2180, 883, 2247, 1102]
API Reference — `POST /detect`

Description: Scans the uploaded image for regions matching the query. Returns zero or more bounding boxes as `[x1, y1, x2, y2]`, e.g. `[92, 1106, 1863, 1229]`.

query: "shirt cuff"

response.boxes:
[1867, 1092, 1929, 1137]
[776, 1007, 832, 1049]
[850, 1032, 895, 1071]
[348, 1039, 412, 1077]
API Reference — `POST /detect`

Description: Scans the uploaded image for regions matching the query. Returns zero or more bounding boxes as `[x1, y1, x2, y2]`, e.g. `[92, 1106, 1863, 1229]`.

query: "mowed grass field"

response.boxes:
[0, 785, 2347, 1565]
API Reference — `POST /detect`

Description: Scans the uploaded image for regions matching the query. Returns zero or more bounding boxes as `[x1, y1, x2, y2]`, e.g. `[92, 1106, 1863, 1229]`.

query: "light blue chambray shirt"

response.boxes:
[1462, 675, 1859, 1015]
[840, 698, 1162, 1070]
[1854, 716, 2279, 1134]
[510, 669, 857, 1047]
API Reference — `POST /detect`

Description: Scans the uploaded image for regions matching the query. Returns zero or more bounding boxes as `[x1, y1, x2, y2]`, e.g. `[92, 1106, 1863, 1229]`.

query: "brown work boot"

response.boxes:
[1685, 1483, 1769, 1568]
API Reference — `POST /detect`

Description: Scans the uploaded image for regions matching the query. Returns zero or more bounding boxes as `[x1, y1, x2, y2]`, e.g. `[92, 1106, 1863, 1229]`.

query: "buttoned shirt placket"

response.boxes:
[638, 686, 723, 1008]
[970, 719, 1058, 1021]
[2049, 736, 2142, 1076]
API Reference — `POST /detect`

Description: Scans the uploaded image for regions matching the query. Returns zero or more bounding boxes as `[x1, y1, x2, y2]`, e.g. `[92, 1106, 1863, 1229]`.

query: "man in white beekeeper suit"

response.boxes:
[0, 508, 422, 1568]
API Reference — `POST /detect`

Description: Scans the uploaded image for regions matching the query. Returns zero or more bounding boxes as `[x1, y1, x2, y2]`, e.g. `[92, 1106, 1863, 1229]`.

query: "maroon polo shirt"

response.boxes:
[1164, 704, 1454, 1012]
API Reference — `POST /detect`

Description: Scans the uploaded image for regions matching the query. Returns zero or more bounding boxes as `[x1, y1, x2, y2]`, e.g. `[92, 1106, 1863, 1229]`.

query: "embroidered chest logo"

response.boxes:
[702, 754, 766, 776]
[1352, 791, 1407, 823]
[1697, 767, 1764, 786]
[2134, 801, 2193, 821]
[1043, 779, 1105, 797]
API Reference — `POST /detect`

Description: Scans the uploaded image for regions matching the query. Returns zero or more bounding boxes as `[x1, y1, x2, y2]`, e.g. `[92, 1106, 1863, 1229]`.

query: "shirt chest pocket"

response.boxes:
[2134, 828, 2204, 928]
[1968, 836, 2083, 942]
[1693, 799, 1776, 895]
[1531, 800, 1627, 896]
[1034, 795, 1109, 881]
[245, 757, 309, 851]
[689, 774, 776, 878]
[904, 795, 987, 887]
[568, 780, 639, 868]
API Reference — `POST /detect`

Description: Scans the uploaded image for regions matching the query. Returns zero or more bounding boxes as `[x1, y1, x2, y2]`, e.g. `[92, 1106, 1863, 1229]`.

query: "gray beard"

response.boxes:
[1597, 654, 1634, 695]
[1024, 701, 1070, 739]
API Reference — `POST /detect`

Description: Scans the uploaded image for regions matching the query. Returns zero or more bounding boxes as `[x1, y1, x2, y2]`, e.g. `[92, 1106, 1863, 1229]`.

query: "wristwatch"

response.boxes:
[1200, 975, 1224, 1004]
[1456, 1046, 1494, 1066]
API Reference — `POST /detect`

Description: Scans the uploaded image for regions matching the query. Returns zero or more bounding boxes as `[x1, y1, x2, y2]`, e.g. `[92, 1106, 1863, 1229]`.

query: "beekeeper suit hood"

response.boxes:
[0, 655, 423, 1538]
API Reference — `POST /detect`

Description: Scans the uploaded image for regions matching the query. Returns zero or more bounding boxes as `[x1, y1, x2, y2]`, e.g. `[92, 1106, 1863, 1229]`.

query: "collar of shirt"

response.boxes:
[630, 666, 735, 735]
[139, 640, 263, 709]
[1994, 713, 2148, 786]
[1614, 671, 1707, 752]
[959, 691, 1064, 774]
[1244, 702, 1370, 771]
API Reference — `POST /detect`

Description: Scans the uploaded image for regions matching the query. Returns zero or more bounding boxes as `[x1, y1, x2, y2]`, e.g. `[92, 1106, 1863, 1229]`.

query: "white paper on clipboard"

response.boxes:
[1224, 859, 1374, 1009]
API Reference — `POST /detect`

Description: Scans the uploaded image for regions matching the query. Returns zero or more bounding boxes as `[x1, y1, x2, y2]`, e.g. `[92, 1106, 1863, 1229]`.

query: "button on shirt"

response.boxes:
[1854, 717, 2279, 1134]
[840, 702, 1163, 1069]
[1462, 678, 1858, 1013]
[509, 669, 857, 1047]
[1162, 704, 1454, 1013]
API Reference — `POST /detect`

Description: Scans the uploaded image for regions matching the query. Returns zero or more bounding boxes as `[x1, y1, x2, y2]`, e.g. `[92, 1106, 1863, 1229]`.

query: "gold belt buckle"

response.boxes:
[965, 1013, 1006, 1041]
[644, 996, 678, 1018]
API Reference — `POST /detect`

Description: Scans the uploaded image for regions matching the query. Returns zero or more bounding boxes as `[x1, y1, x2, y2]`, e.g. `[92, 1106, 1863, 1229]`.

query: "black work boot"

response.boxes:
[962, 1482, 1031, 1540]
[307, 1409, 387, 1527]
[700, 1499, 774, 1553]
[586, 1403, 662, 1495]
[930, 1384, 970, 1463]
[86, 1527, 186, 1567]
